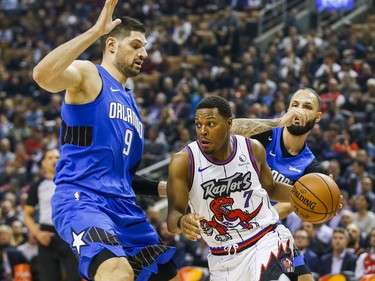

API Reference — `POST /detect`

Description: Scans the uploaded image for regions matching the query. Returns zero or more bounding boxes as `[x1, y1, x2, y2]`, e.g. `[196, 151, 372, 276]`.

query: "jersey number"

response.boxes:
[244, 190, 254, 208]
[122, 129, 133, 155]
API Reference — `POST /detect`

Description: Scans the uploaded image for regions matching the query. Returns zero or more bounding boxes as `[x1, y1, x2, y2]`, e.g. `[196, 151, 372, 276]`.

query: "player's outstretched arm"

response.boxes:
[33, 0, 122, 93]
[231, 107, 307, 137]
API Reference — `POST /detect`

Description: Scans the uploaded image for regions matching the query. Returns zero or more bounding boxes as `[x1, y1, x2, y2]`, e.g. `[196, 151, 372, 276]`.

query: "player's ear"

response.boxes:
[106, 37, 117, 53]
[315, 111, 322, 123]
[227, 117, 232, 128]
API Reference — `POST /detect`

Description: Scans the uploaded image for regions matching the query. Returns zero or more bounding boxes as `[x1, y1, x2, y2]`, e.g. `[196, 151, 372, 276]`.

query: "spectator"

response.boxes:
[319, 78, 346, 114]
[319, 227, 357, 277]
[352, 194, 375, 240]
[340, 209, 354, 229]
[140, 125, 169, 169]
[0, 224, 29, 281]
[302, 221, 332, 257]
[0, 199, 17, 226]
[10, 220, 26, 247]
[148, 92, 168, 125]
[355, 227, 375, 279]
[172, 127, 193, 153]
[293, 228, 319, 275]
[346, 223, 366, 256]
[345, 160, 371, 198]
[0, 138, 14, 182]
[17, 231, 39, 281]
[362, 177, 375, 213]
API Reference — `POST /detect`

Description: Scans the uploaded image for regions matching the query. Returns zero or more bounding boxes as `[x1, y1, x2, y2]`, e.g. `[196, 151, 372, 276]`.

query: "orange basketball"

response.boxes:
[290, 173, 341, 224]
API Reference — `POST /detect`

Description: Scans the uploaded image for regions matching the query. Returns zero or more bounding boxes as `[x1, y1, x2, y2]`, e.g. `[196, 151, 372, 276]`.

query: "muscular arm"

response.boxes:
[166, 150, 190, 234]
[166, 150, 203, 241]
[231, 118, 283, 138]
[231, 108, 308, 137]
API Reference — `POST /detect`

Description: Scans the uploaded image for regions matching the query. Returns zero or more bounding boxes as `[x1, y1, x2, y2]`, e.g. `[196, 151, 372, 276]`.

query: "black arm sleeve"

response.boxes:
[251, 130, 272, 148]
[132, 175, 159, 196]
[304, 159, 325, 175]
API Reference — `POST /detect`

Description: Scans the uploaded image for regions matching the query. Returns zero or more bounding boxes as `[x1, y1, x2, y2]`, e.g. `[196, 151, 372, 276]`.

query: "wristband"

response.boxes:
[177, 215, 184, 229]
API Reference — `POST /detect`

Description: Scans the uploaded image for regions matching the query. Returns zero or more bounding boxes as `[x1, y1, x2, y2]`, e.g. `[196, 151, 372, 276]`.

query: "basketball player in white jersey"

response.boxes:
[167, 95, 298, 281]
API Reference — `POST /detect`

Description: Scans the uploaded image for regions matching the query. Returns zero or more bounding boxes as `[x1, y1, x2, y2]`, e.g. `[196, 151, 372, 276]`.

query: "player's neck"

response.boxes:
[101, 61, 128, 86]
[282, 130, 308, 156]
[210, 137, 233, 161]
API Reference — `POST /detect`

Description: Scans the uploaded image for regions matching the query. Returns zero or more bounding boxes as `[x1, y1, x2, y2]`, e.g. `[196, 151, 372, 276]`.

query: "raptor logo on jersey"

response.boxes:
[200, 197, 263, 242]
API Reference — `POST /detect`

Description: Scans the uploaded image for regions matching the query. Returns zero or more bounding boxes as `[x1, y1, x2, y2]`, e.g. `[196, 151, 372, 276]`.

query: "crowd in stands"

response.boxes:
[0, 0, 374, 280]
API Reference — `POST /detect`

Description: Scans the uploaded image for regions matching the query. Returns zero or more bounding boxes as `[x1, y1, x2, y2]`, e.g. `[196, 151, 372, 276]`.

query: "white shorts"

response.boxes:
[207, 224, 294, 281]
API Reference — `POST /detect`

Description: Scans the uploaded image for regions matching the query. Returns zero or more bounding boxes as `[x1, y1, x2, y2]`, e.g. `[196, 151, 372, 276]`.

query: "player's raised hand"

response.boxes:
[93, 0, 122, 37]
[279, 107, 308, 127]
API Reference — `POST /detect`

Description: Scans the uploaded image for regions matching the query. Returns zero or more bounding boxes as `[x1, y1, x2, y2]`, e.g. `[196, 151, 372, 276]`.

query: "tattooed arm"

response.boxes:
[231, 107, 308, 137]
[231, 118, 282, 137]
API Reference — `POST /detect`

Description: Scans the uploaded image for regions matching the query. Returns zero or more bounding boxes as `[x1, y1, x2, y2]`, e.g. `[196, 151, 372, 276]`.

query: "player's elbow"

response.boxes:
[33, 66, 50, 89]
[33, 68, 61, 93]
[33, 65, 44, 84]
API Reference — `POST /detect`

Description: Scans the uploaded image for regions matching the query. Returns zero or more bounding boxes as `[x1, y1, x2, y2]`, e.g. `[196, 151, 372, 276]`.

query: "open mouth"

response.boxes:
[200, 139, 210, 145]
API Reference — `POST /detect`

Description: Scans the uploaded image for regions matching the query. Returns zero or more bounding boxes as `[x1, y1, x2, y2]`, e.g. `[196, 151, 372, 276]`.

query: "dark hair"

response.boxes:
[102, 16, 145, 48]
[196, 95, 232, 119]
[294, 88, 321, 111]
[333, 227, 349, 239]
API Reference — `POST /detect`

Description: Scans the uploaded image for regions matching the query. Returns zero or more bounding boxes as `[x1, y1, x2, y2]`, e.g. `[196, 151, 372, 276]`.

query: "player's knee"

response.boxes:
[94, 257, 134, 281]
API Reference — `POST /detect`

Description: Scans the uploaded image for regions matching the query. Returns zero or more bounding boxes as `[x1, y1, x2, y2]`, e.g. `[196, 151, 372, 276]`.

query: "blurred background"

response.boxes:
[0, 0, 374, 280]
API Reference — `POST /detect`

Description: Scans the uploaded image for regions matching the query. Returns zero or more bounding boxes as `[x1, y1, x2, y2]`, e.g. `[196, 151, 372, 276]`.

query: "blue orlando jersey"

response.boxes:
[265, 127, 315, 185]
[54, 65, 144, 198]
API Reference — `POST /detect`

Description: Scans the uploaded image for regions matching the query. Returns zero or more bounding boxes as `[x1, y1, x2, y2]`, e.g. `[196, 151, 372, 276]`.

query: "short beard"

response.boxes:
[114, 50, 140, 77]
[287, 118, 316, 136]
[115, 62, 140, 77]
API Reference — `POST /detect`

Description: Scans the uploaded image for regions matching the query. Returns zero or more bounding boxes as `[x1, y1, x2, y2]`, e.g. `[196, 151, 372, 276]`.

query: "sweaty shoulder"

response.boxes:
[65, 60, 102, 104]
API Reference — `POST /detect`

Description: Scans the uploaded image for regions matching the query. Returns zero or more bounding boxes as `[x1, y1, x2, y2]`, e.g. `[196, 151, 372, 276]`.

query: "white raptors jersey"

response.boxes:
[186, 135, 279, 251]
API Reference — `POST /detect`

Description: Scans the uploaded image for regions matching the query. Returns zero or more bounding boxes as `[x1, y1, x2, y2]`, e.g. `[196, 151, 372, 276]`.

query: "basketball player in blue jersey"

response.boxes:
[231, 88, 324, 281]
[33, 1, 177, 280]
[167, 95, 299, 281]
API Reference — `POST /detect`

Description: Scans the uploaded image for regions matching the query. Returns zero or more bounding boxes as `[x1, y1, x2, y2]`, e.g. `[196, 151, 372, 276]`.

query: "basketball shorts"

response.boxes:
[207, 224, 295, 281]
[51, 185, 176, 281]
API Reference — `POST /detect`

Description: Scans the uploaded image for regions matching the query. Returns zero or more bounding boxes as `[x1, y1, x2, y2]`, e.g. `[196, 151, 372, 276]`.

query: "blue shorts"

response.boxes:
[51, 185, 176, 281]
